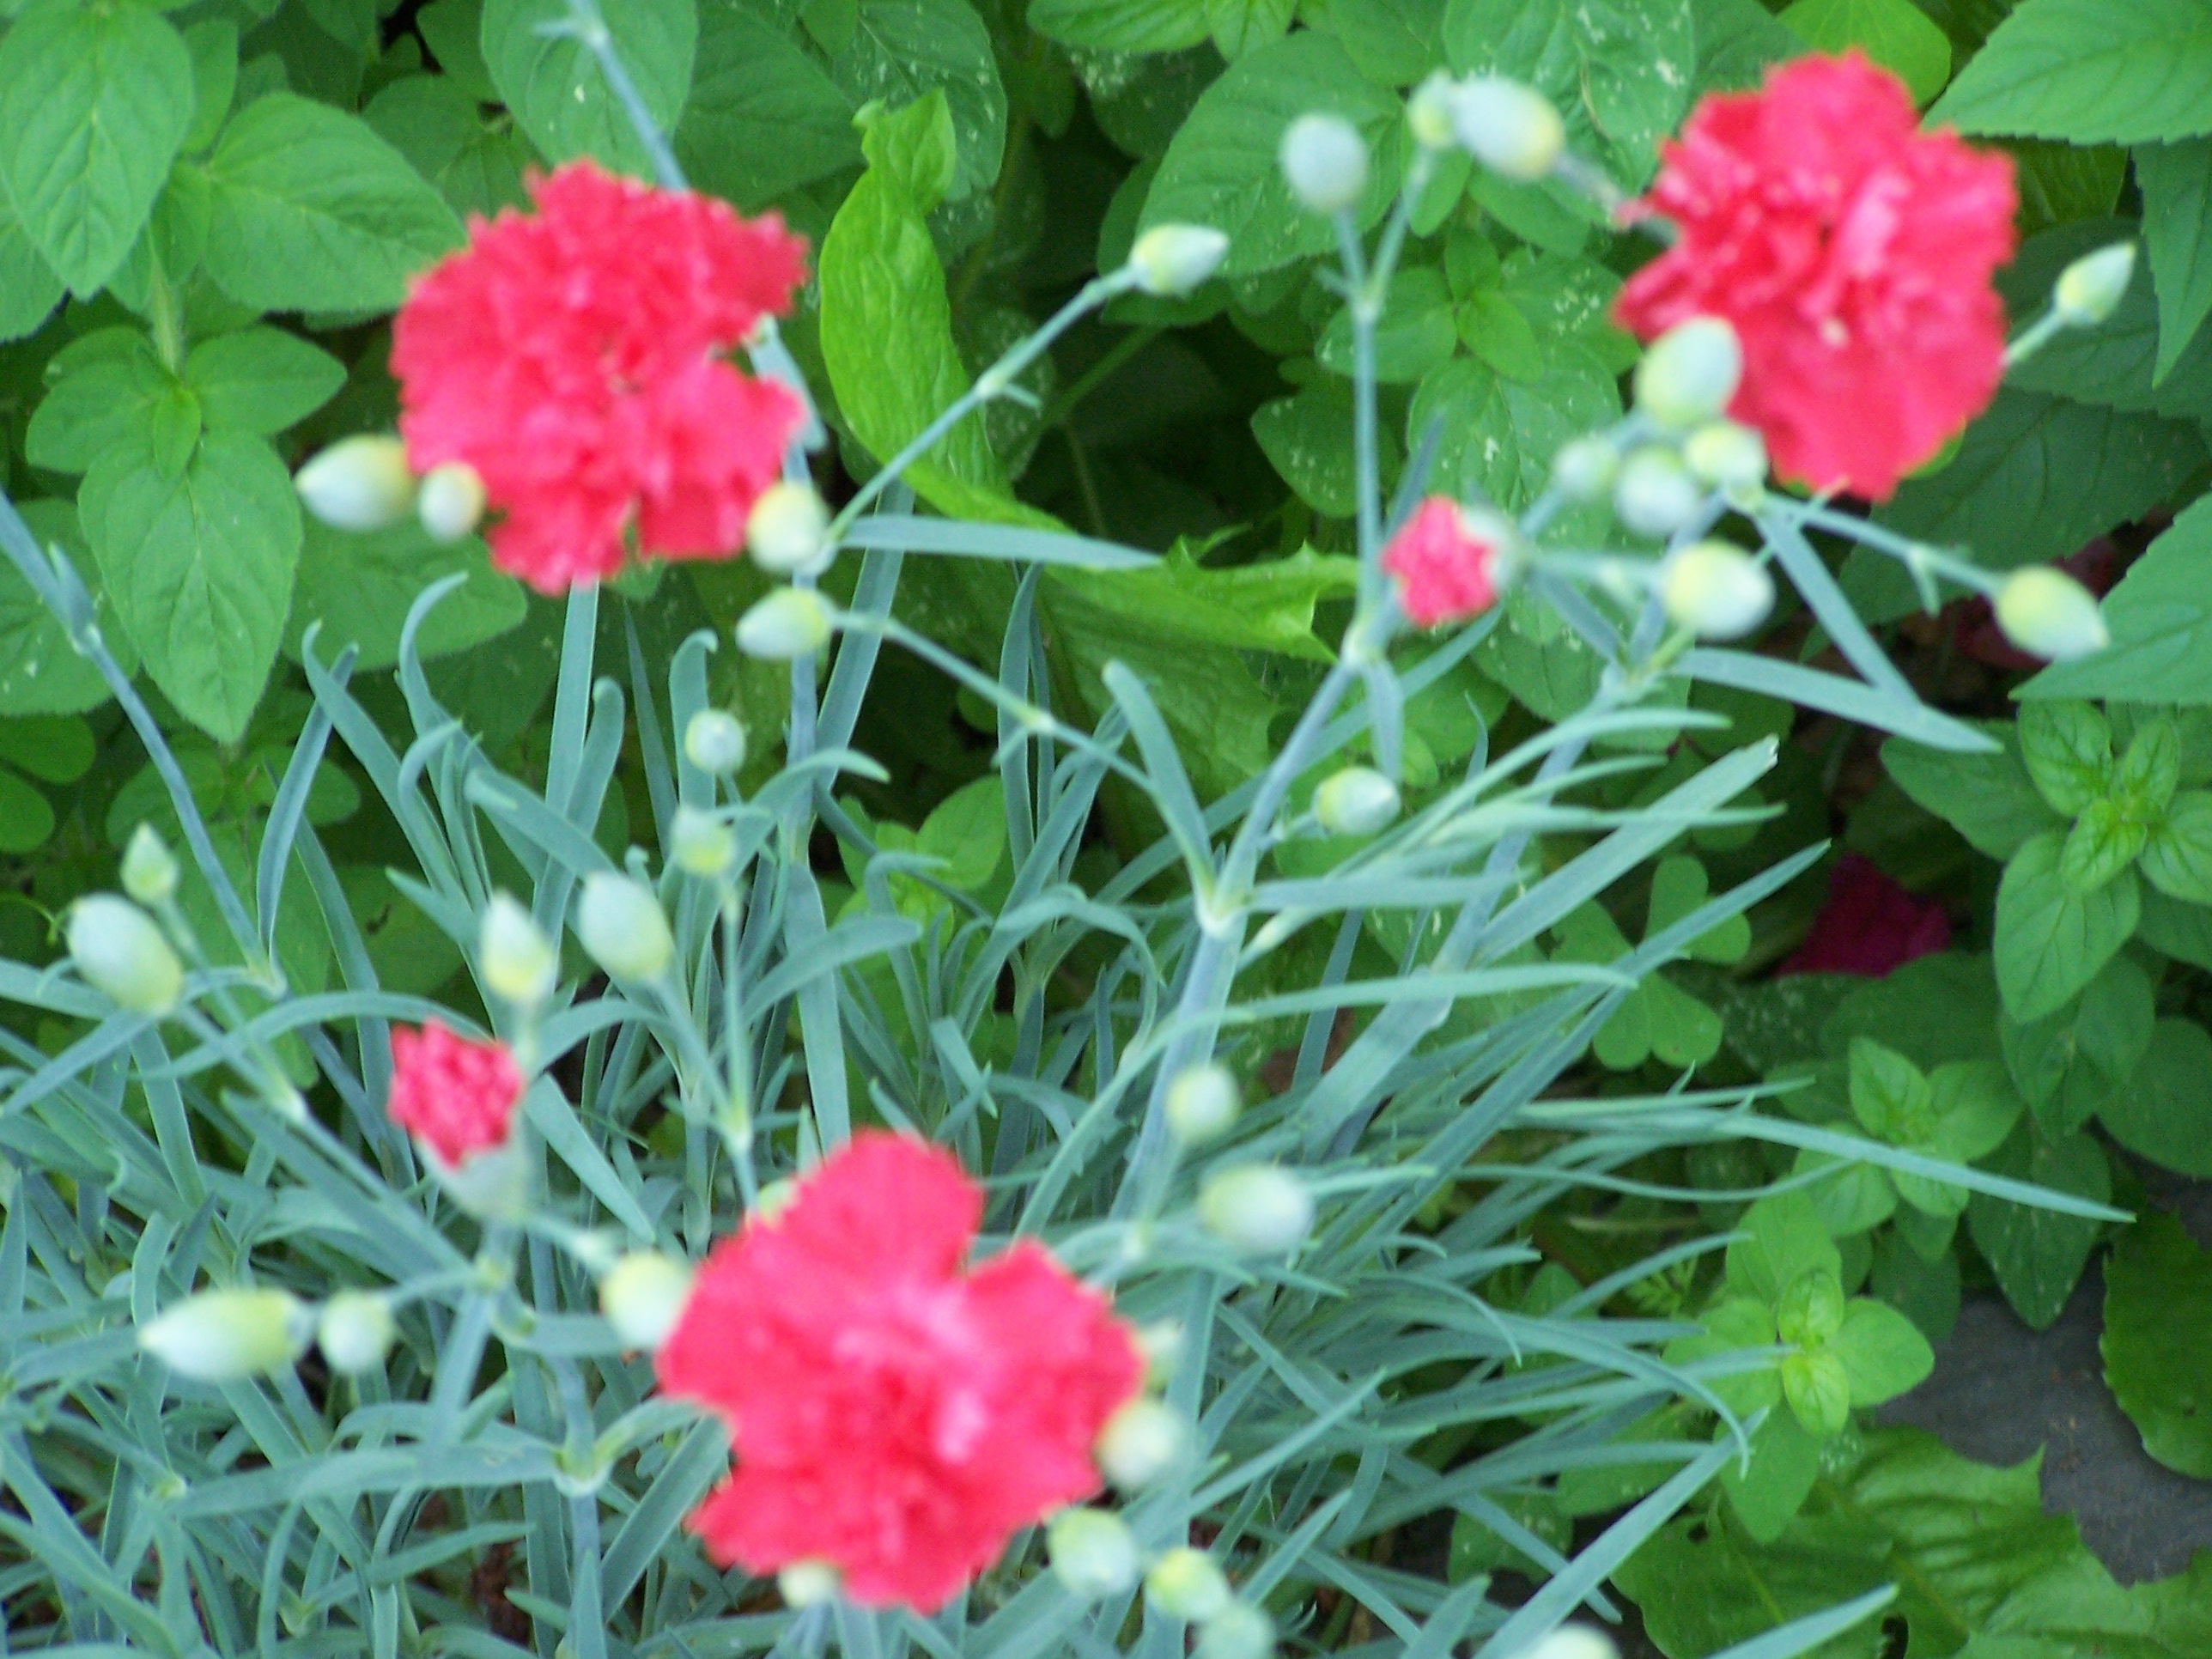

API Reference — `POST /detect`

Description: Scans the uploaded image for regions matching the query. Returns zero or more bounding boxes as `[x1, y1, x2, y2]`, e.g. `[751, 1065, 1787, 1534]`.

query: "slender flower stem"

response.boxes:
[2002, 306, 2067, 368]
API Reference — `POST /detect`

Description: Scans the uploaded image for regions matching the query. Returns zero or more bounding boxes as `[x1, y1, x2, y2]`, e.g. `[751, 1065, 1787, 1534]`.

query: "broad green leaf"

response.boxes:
[1881, 726, 2061, 861]
[1992, 831, 2139, 1021]
[823, 0, 1006, 202]
[420, 0, 501, 103]
[1053, 543, 1353, 661]
[1873, 391, 2204, 587]
[364, 74, 534, 218]
[1717, 1410, 1823, 1545]
[285, 516, 526, 673]
[1932, 0, 2212, 145]
[0, 191, 61, 343]
[2138, 137, 2212, 380]
[1726, 1191, 1842, 1309]
[81, 431, 301, 744]
[2139, 789, 2212, 900]
[1139, 33, 1402, 278]
[1408, 343, 1620, 527]
[481, 0, 697, 179]
[2017, 699, 2112, 814]
[1820, 951, 2004, 1070]
[202, 95, 464, 313]
[1441, 0, 1693, 184]
[0, 501, 135, 717]
[1649, 855, 1752, 963]
[2057, 798, 2146, 893]
[2002, 219, 2212, 424]
[1826, 1299, 1934, 1406]
[914, 775, 1007, 892]
[2098, 1017, 2212, 1176]
[674, 0, 860, 209]
[183, 326, 343, 435]
[1779, 1347, 1850, 1436]
[2100, 1212, 2212, 1478]
[1316, 0, 1448, 84]
[1253, 380, 1394, 517]
[2138, 885, 2212, 969]
[2004, 137, 2128, 239]
[2114, 714, 2183, 812]
[2023, 495, 2212, 704]
[24, 330, 178, 476]
[1030, 0, 1206, 52]
[1966, 1118, 2111, 1328]
[1663, 1295, 1780, 1418]
[2000, 954, 2154, 1137]
[1206, 0, 1296, 58]
[1692, 0, 1800, 95]
[0, 765, 52, 854]
[1475, 590, 1605, 720]
[1778, 0, 1950, 106]
[1925, 1062, 2027, 1164]
[1317, 268, 1458, 383]
[180, 20, 238, 155]
[0, 3, 194, 294]
[1846, 1038, 1929, 1144]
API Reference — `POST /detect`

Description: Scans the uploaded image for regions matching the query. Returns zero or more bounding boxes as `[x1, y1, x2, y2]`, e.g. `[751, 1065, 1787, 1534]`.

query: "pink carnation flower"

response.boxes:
[1382, 496, 1503, 628]
[1614, 53, 2016, 501]
[386, 1020, 523, 1168]
[392, 161, 808, 592]
[655, 1133, 1142, 1611]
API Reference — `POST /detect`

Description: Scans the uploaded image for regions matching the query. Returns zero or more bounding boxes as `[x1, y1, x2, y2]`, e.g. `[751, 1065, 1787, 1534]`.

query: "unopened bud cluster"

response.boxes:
[294, 437, 487, 544]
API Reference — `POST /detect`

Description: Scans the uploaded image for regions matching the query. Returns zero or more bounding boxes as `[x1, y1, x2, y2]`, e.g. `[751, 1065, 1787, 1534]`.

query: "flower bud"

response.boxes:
[1682, 420, 1767, 495]
[140, 1287, 310, 1381]
[1633, 318, 1742, 430]
[1198, 1164, 1315, 1255]
[1097, 1396, 1185, 1489]
[746, 482, 832, 577]
[1517, 1627, 1618, 1659]
[1146, 1547, 1233, 1623]
[1131, 224, 1231, 296]
[1165, 1061, 1241, 1146]
[1552, 434, 1620, 503]
[2053, 241, 2136, 328]
[1137, 1319, 1183, 1386]
[1313, 765, 1400, 836]
[68, 894, 182, 1017]
[1407, 72, 1457, 151]
[1279, 113, 1368, 215]
[122, 823, 179, 907]
[417, 462, 487, 543]
[576, 872, 676, 982]
[671, 804, 737, 879]
[433, 1139, 534, 1224]
[317, 1290, 397, 1375]
[1198, 1603, 1276, 1659]
[1449, 76, 1565, 182]
[1613, 447, 1702, 540]
[481, 891, 558, 1008]
[295, 435, 416, 532]
[1659, 540, 1774, 641]
[736, 587, 833, 660]
[778, 1561, 842, 1608]
[1048, 1508, 1141, 1599]
[599, 1250, 693, 1350]
[684, 708, 749, 775]
[1995, 567, 2109, 662]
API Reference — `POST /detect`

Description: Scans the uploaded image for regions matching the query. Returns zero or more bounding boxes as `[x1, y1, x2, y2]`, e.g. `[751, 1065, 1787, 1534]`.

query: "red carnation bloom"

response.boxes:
[387, 1020, 523, 1167]
[392, 161, 808, 593]
[1614, 52, 2016, 501]
[656, 1133, 1142, 1611]
[1778, 854, 1951, 977]
[1383, 497, 1503, 628]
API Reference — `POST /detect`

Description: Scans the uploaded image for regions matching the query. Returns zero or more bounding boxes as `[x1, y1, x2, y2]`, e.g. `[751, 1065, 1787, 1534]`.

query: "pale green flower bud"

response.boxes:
[747, 482, 833, 577]
[1279, 113, 1367, 215]
[684, 708, 749, 775]
[295, 435, 416, 532]
[317, 1290, 397, 1375]
[121, 823, 178, 907]
[481, 891, 558, 1008]
[1406, 72, 1457, 152]
[1130, 224, 1231, 296]
[1552, 434, 1620, 502]
[1449, 76, 1565, 182]
[1096, 1396, 1185, 1489]
[599, 1250, 694, 1350]
[1995, 567, 2109, 662]
[140, 1287, 311, 1381]
[2053, 241, 2136, 328]
[1681, 420, 1767, 495]
[671, 804, 737, 879]
[1198, 1164, 1315, 1255]
[1613, 447, 1702, 540]
[736, 587, 833, 659]
[1048, 1508, 1141, 1599]
[1634, 318, 1742, 430]
[1137, 1319, 1183, 1386]
[1146, 1548, 1233, 1622]
[1165, 1061, 1240, 1146]
[417, 462, 487, 543]
[1518, 1626, 1620, 1659]
[1313, 765, 1400, 836]
[433, 1139, 534, 1223]
[68, 894, 182, 1017]
[778, 1561, 842, 1608]
[1659, 541, 1774, 641]
[577, 872, 675, 982]
[1198, 1603, 1276, 1659]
